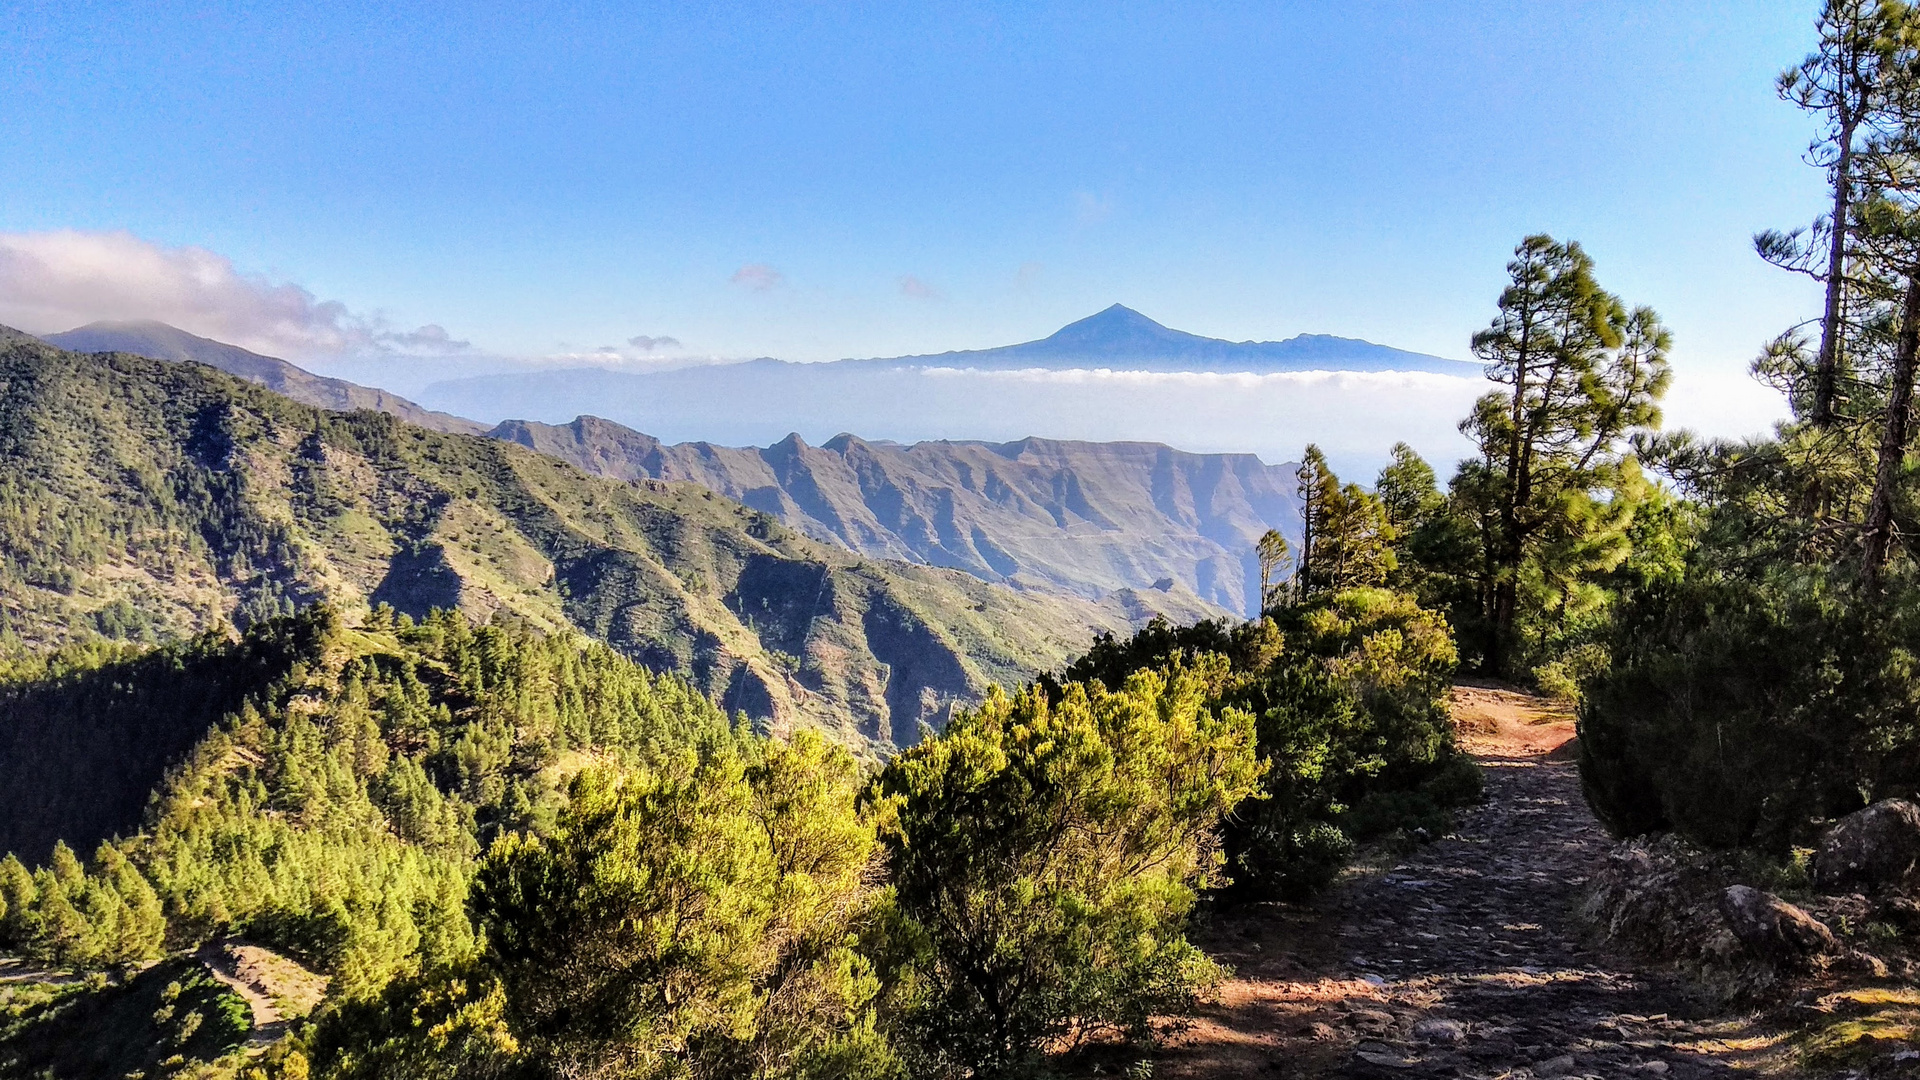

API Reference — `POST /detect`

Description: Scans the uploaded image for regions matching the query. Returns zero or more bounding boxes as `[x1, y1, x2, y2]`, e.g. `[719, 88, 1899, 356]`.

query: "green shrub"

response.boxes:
[307, 728, 895, 1080]
[1056, 588, 1477, 899]
[1580, 566, 1920, 850]
[1532, 642, 1610, 703]
[871, 669, 1263, 1079]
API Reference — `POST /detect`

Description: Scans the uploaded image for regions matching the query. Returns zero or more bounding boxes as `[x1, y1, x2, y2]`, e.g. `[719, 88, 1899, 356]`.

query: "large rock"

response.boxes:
[1814, 798, 1920, 893]
[1718, 885, 1837, 968]
[1583, 837, 1744, 970]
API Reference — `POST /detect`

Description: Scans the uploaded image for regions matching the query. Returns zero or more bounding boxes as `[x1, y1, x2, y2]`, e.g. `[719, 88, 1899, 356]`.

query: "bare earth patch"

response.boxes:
[1151, 683, 1778, 1079]
[197, 938, 329, 1047]
[1451, 680, 1577, 757]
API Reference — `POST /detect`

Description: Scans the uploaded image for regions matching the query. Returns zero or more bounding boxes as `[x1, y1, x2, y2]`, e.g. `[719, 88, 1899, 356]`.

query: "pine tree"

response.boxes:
[1292, 448, 1395, 598]
[1255, 529, 1292, 614]
[1463, 236, 1670, 675]
[1761, 0, 1908, 426]
[1375, 442, 1444, 535]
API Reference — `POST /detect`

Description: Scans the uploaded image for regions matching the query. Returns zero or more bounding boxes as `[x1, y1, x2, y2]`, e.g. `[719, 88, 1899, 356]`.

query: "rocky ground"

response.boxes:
[1153, 685, 1783, 1079]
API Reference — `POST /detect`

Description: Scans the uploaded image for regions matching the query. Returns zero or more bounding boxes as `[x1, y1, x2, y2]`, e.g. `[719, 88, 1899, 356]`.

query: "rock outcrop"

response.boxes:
[1718, 885, 1837, 969]
[1582, 836, 1849, 995]
[1813, 798, 1920, 893]
[1582, 837, 1747, 976]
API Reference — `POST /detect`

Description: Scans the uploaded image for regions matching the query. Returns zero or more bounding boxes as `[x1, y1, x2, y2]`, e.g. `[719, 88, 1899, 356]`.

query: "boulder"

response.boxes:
[1583, 837, 1744, 968]
[1718, 885, 1837, 968]
[1875, 894, 1920, 932]
[1814, 799, 1920, 893]
[1534, 1054, 1577, 1077]
[1412, 1017, 1466, 1046]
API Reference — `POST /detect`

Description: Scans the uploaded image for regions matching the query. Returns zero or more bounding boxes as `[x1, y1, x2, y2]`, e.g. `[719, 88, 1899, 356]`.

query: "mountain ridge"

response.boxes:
[0, 331, 1213, 747]
[15, 319, 1309, 616]
[488, 416, 1301, 615]
[43, 320, 487, 435]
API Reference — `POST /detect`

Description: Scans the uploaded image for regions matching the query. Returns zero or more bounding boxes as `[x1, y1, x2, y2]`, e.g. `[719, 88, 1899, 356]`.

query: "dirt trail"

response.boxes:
[197, 938, 329, 1049]
[1156, 684, 1776, 1079]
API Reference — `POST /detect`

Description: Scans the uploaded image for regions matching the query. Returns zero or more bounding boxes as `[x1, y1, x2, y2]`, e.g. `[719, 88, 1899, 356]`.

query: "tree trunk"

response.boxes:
[1863, 274, 1920, 587]
[1489, 340, 1533, 678]
[1813, 122, 1856, 427]
[1488, 577, 1517, 678]
[1295, 495, 1314, 601]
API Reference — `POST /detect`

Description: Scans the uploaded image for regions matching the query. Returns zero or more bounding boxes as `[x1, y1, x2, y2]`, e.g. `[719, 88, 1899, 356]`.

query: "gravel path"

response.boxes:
[1155, 694, 1771, 1079]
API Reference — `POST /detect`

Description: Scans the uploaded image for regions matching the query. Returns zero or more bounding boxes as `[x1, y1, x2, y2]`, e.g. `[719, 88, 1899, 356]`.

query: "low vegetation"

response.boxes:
[1578, 0, 1920, 858]
[0, 568, 1488, 1078]
[20, 4, 1920, 1073]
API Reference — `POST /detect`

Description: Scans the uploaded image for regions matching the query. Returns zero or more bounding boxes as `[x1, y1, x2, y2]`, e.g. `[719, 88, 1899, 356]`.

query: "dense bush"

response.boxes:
[1580, 566, 1920, 851]
[1571, 0, 1920, 862]
[1057, 587, 1477, 898]
[287, 668, 1260, 1080]
[871, 669, 1262, 1078]
[474, 734, 890, 1080]
[304, 729, 892, 1080]
[0, 595, 1445, 1077]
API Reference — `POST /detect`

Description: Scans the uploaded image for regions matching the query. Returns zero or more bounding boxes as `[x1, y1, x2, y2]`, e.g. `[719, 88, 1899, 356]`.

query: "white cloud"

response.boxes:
[908, 366, 1492, 476]
[0, 229, 469, 361]
[627, 334, 682, 351]
[1073, 190, 1115, 225]
[919, 366, 1474, 390]
[381, 323, 470, 354]
[730, 263, 784, 292]
[899, 275, 941, 300]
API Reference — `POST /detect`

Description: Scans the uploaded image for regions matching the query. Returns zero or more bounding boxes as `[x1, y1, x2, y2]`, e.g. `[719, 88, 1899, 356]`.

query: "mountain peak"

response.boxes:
[1085, 303, 1157, 324]
[1039, 305, 1192, 355]
[68, 318, 181, 333]
[858, 305, 1472, 373]
[1050, 304, 1166, 333]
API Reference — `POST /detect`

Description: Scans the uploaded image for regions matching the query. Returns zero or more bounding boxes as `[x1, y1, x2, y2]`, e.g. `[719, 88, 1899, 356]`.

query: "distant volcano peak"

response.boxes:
[1070, 303, 1160, 328]
[864, 305, 1476, 375]
[1041, 305, 1190, 353]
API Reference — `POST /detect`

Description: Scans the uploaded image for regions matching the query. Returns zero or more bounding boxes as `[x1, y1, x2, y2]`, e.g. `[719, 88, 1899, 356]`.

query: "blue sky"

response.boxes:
[0, 1, 1822, 438]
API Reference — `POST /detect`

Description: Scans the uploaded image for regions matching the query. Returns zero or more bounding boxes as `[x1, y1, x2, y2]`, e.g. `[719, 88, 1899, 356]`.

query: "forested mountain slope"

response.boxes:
[33, 321, 1295, 615]
[42, 320, 486, 435]
[490, 416, 1300, 615]
[0, 333, 1207, 746]
[0, 606, 737, 995]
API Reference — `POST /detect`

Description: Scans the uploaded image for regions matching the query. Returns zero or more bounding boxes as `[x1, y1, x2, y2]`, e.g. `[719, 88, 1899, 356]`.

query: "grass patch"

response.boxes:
[1800, 988, 1920, 1069]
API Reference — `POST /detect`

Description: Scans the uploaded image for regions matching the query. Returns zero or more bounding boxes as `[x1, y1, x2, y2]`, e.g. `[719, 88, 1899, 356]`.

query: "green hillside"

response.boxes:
[0, 603, 740, 1074]
[0, 599, 1288, 1079]
[0, 333, 1206, 747]
[43, 319, 487, 436]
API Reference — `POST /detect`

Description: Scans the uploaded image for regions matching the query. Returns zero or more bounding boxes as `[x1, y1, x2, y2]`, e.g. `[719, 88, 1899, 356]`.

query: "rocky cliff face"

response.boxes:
[489, 417, 1302, 615]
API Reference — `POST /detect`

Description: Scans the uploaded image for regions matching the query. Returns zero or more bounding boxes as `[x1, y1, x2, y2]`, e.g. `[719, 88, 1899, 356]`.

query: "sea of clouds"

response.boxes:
[0, 229, 1787, 478]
